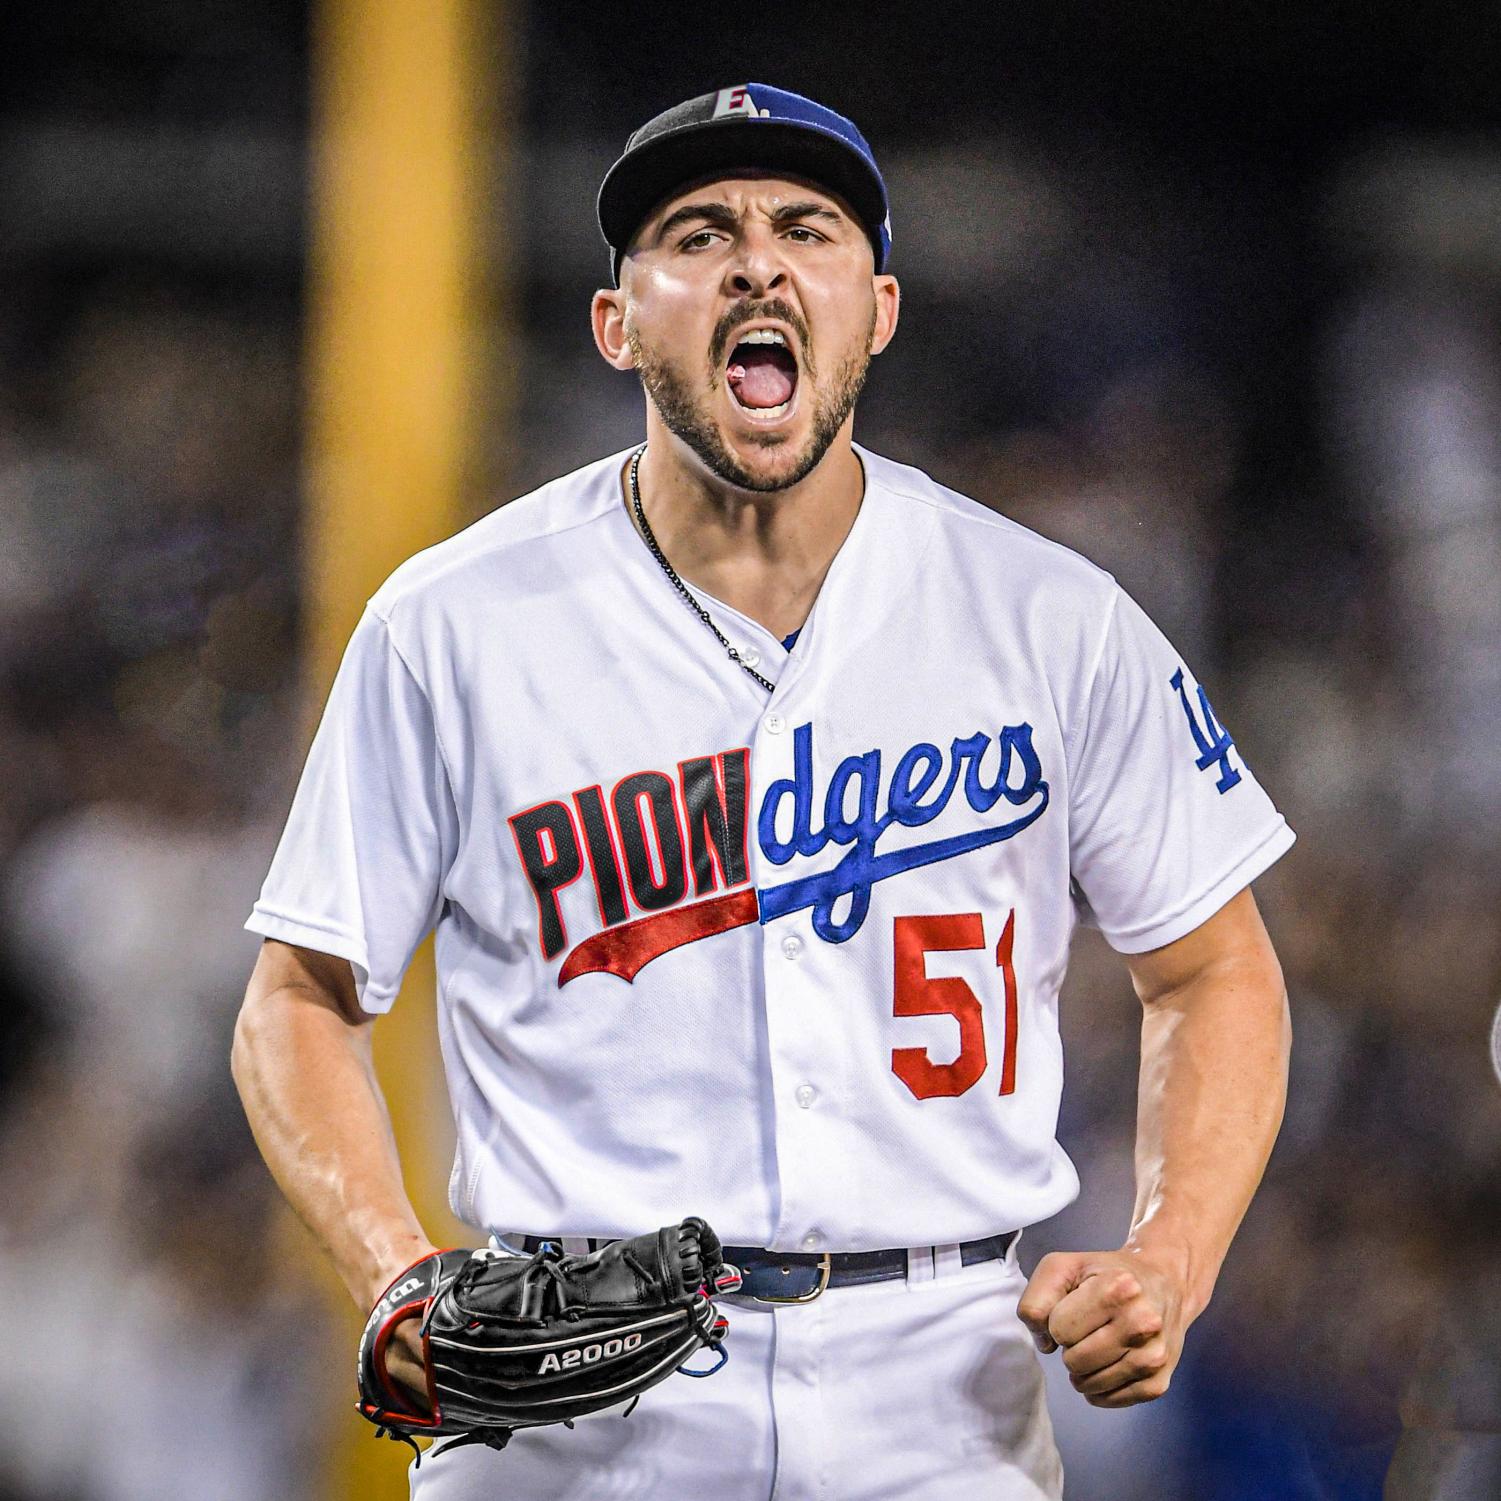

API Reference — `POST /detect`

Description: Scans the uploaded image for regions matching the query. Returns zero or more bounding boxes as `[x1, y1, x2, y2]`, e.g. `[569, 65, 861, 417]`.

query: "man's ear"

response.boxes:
[869, 274, 900, 356]
[591, 288, 635, 371]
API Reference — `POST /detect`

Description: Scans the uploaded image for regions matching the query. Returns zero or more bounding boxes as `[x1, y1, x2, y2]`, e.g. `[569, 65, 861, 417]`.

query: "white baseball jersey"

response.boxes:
[247, 444, 1293, 1254]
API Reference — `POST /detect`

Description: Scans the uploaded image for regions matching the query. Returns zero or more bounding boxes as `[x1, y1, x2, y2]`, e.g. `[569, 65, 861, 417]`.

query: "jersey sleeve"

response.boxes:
[245, 605, 457, 1012]
[1066, 587, 1294, 953]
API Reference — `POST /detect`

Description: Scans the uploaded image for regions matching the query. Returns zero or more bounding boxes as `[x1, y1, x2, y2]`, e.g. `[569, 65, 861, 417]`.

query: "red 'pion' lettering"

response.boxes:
[509, 802, 584, 959]
[612, 772, 687, 911]
[511, 745, 755, 971]
[573, 785, 629, 927]
[679, 750, 750, 896]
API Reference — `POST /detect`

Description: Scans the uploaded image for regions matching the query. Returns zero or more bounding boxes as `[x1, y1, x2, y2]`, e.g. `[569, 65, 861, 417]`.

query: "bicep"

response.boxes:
[1122, 887, 1284, 1007]
[244, 937, 371, 1031]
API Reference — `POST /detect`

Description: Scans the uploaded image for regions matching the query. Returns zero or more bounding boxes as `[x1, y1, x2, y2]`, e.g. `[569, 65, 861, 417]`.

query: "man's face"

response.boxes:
[596, 174, 899, 492]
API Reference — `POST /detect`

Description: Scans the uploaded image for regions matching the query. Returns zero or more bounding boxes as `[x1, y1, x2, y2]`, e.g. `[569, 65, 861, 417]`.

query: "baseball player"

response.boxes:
[233, 83, 1294, 1500]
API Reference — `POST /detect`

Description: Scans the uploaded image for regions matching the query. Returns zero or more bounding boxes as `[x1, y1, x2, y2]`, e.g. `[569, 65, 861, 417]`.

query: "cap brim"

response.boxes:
[598, 118, 887, 280]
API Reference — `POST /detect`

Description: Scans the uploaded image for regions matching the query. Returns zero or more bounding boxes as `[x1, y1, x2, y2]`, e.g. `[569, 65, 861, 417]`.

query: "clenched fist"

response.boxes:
[1017, 1248, 1189, 1408]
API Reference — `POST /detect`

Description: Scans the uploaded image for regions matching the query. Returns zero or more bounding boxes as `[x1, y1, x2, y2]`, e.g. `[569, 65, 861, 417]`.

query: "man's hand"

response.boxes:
[1017, 1247, 1187, 1408]
[362, 1250, 442, 1414]
[384, 1315, 432, 1412]
[1016, 891, 1289, 1411]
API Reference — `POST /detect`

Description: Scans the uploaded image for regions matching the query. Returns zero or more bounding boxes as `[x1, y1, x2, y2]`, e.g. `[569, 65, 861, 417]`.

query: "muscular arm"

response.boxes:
[1018, 886, 1290, 1405]
[1121, 884, 1291, 1321]
[230, 939, 438, 1310]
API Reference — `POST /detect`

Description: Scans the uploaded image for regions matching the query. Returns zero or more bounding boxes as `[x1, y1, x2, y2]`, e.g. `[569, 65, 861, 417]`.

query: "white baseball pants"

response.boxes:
[408, 1237, 1063, 1500]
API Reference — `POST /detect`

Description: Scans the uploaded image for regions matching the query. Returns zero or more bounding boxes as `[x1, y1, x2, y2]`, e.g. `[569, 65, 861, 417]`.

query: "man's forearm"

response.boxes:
[1019, 889, 1290, 1406]
[1124, 922, 1291, 1321]
[232, 946, 436, 1309]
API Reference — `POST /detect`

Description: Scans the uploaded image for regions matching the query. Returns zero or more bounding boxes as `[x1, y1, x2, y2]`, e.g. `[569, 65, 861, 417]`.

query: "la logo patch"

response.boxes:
[1170, 667, 1241, 793]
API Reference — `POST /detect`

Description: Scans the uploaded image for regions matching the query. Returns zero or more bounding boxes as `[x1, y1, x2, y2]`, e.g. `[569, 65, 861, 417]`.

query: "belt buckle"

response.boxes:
[753, 1251, 832, 1304]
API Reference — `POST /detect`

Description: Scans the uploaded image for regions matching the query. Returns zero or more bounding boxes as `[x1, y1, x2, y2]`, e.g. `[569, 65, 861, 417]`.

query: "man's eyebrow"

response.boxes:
[769, 201, 845, 226]
[653, 198, 847, 244]
[654, 202, 740, 242]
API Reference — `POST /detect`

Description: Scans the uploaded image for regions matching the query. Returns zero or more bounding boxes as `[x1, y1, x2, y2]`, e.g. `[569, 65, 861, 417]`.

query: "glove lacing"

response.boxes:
[427, 1243, 666, 1333]
[396, 1241, 708, 1465]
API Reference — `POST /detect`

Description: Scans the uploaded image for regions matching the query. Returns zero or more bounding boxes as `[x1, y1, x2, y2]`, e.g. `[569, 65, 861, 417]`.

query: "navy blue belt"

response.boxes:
[512, 1231, 1018, 1303]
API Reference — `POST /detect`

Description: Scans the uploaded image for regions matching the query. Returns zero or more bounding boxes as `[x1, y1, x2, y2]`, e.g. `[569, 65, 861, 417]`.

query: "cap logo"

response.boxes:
[712, 86, 769, 120]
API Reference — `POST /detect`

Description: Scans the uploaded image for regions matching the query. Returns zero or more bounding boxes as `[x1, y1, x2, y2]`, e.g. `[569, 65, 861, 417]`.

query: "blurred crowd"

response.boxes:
[3, 8, 1501, 1501]
[951, 143, 1501, 1499]
[0, 281, 339, 1495]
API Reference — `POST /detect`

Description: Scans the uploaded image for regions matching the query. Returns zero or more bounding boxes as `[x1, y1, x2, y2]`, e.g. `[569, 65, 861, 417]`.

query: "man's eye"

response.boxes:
[785, 226, 824, 243]
[681, 230, 719, 250]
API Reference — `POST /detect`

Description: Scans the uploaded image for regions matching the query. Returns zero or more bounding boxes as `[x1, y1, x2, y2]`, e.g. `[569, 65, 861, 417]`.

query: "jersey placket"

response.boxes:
[747, 650, 849, 1256]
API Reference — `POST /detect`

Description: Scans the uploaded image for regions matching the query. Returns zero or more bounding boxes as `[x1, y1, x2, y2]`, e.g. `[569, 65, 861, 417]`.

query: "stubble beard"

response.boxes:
[625, 305, 875, 494]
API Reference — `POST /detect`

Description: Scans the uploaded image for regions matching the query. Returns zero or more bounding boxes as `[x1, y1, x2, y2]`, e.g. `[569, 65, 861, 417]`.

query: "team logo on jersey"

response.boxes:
[756, 722, 1048, 942]
[1170, 667, 1241, 793]
[509, 748, 754, 978]
[508, 722, 1049, 984]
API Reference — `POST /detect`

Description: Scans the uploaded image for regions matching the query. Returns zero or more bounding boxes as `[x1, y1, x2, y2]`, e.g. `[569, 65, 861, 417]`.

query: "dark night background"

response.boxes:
[3, 4, 1500, 1497]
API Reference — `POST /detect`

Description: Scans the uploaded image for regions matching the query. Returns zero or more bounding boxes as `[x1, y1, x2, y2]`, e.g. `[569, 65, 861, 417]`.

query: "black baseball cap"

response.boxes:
[597, 83, 892, 286]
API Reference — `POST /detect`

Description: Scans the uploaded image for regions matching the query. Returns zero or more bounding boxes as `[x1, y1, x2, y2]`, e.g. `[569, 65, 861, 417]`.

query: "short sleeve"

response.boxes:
[246, 606, 458, 1011]
[1067, 588, 1294, 953]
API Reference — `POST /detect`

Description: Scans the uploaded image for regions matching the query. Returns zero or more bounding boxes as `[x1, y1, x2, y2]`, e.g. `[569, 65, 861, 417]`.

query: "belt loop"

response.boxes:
[933, 1243, 963, 1279]
[905, 1247, 936, 1286]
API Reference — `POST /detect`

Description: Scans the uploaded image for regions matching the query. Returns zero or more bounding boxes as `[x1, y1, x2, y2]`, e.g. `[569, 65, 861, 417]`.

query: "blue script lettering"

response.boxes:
[1170, 667, 1242, 793]
[760, 719, 822, 860]
[757, 722, 1050, 943]
[888, 742, 947, 825]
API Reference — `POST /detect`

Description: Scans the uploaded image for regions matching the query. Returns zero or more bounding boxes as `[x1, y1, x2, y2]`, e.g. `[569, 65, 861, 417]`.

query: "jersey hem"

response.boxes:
[243, 904, 394, 1013]
[1099, 818, 1296, 954]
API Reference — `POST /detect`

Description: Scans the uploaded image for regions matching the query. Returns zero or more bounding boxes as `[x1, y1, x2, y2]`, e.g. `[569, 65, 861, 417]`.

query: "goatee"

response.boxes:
[625, 307, 873, 493]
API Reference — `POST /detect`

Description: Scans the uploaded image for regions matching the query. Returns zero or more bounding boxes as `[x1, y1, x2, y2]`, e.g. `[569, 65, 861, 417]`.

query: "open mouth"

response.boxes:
[725, 330, 799, 419]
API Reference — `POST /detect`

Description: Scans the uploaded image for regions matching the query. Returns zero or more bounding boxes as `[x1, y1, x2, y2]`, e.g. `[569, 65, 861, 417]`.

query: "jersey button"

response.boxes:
[795, 1084, 816, 1109]
[764, 712, 785, 734]
[781, 933, 803, 959]
[740, 646, 762, 668]
[801, 1232, 823, 1252]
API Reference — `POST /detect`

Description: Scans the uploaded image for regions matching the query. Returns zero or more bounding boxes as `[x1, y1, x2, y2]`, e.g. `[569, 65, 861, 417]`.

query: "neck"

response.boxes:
[627, 419, 865, 640]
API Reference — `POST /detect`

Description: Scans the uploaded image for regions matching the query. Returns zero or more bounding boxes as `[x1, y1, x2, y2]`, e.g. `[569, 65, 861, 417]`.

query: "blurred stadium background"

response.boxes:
[2, 2, 1500, 1497]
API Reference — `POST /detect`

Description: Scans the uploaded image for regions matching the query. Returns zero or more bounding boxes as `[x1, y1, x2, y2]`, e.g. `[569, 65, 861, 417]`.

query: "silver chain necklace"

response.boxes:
[629, 446, 777, 694]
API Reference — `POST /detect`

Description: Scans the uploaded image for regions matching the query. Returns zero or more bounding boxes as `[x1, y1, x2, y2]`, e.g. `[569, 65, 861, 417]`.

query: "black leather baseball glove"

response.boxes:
[357, 1218, 740, 1460]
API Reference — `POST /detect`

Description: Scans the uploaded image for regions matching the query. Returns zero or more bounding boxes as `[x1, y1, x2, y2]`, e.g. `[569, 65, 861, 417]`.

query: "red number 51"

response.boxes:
[891, 911, 1018, 1100]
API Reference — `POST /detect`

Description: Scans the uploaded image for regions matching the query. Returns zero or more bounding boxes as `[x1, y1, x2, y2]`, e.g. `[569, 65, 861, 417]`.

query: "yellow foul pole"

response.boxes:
[304, 0, 498, 1493]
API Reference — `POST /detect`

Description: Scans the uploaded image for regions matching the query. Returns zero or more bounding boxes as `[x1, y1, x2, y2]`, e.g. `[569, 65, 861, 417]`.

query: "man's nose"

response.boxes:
[725, 230, 789, 297]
